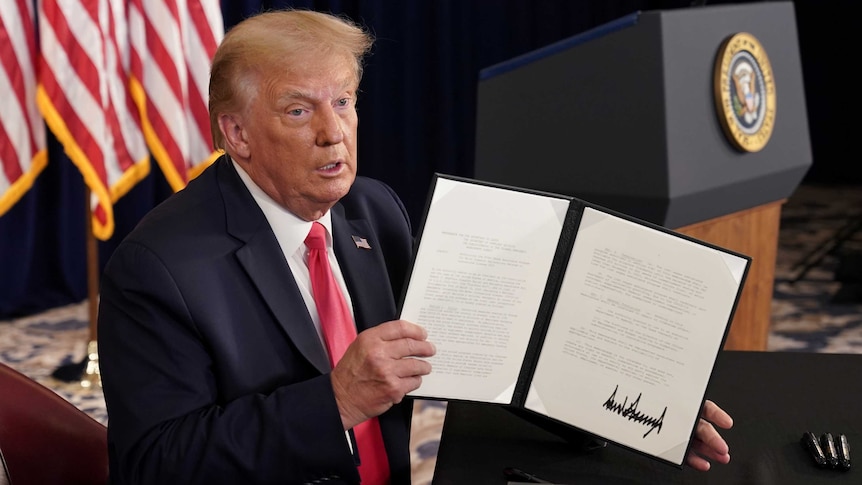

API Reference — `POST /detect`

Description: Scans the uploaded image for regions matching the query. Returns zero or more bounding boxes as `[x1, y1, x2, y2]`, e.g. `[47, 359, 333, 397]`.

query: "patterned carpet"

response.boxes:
[0, 182, 860, 484]
[769, 183, 862, 353]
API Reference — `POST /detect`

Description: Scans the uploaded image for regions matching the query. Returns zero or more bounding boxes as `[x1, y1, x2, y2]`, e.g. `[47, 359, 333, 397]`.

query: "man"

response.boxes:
[98, 9, 732, 485]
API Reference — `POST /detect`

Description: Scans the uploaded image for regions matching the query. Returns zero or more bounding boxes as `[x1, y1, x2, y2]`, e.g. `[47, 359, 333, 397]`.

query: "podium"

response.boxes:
[474, 2, 811, 350]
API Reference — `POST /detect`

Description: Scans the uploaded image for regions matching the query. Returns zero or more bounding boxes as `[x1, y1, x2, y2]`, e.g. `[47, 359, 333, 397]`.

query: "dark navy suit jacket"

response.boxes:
[98, 156, 415, 484]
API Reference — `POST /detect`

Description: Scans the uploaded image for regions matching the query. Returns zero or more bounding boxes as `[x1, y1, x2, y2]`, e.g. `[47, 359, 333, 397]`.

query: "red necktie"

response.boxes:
[305, 222, 390, 484]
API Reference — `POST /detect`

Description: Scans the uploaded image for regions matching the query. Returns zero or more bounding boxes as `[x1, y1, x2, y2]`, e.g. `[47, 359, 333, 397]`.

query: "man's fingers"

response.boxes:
[685, 453, 712, 472]
[690, 436, 731, 464]
[684, 402, 734, 471]
[392, 356, 432, 378]
[685, 418, 731, 472]
[388, 336, 436, 359]
[355, 320, 436, 359]
[695, 418, 730, 456]
[394, 375, 424, 399]
[702, 400, 733, 429]
[685, 454, 710, 472]
[369, 319, 428, 341]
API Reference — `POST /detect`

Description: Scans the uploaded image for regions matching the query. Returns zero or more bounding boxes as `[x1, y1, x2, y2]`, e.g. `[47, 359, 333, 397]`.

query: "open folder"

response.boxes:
[400, 174, 751, 467]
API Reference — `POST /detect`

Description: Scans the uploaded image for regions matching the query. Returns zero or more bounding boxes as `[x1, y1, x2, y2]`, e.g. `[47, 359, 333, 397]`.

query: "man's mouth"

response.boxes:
[320, 162, 340, 170]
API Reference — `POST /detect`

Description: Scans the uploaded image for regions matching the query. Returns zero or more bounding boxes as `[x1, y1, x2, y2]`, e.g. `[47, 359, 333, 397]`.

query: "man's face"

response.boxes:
[231, 54, 359, 221]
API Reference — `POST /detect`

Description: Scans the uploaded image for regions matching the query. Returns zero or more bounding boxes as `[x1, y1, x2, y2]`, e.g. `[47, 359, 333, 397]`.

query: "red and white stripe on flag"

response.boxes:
[0, 0, 48, 217]
[37, 0, 150, 241]
[129, 0, 223, 192]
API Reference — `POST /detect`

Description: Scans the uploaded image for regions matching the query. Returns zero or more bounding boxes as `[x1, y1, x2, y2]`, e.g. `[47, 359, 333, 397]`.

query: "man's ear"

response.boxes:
[218, 113, 250, 159]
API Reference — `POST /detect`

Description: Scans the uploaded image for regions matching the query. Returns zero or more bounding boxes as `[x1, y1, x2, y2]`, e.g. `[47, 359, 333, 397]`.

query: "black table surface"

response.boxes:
[432, 351, 860, 484]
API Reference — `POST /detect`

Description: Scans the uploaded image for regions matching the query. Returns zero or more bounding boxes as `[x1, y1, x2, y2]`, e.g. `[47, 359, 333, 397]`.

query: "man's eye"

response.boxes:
[288, 109, 304, 116]
[336, 98, 350, 107]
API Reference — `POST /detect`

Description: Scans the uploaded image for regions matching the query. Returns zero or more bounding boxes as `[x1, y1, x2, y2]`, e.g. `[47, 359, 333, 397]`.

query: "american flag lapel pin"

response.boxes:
[352, 235, 372, 250]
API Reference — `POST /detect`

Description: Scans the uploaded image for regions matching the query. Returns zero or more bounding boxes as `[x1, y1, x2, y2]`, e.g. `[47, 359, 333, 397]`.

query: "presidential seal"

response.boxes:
[713, 32, 776, 152]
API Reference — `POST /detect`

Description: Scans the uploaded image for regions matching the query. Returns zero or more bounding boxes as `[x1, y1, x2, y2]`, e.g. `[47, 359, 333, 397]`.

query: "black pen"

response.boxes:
[503, 466, 553, 483]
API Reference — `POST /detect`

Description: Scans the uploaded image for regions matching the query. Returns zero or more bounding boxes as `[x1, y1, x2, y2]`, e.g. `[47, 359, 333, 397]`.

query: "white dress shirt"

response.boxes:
[231, 159, 356, 350]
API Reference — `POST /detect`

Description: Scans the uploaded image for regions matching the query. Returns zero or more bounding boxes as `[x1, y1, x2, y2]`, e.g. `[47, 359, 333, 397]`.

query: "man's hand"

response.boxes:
[686, 399, 734, 471]
[330, 320, 436, 429]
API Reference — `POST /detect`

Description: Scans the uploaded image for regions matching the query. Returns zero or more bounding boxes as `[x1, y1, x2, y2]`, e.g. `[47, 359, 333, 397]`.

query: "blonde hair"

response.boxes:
[208, 9, 373, 150]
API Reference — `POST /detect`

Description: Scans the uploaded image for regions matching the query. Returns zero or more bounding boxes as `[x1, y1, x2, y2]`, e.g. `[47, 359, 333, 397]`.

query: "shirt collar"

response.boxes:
[231, 157, 333, 255]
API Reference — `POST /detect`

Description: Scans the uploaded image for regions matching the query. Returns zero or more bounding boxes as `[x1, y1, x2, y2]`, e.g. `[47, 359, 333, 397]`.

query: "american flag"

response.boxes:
[352, 235, 372, 250]
[129, 0, 223, 191]
[37, 0, 150, 241]
[0, 0, 48, 217]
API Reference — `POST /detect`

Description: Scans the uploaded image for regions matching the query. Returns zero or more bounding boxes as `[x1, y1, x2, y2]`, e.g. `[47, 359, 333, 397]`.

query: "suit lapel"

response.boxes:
[216, 158, 330, 374]
[332, 205, 397, 332]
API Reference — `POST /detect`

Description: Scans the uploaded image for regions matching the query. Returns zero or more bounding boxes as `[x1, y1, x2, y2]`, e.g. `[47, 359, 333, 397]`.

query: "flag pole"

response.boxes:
[51, 185, 101, 388]
[81, 184, 101, 388]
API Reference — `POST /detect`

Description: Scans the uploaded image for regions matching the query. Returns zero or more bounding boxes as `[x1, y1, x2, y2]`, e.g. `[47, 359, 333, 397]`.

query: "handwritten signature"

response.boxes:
[602, 384, 666, 438]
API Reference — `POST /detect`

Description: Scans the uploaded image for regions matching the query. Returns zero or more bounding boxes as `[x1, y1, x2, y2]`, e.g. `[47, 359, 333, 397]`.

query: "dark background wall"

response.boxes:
[792, 0, 857, 184]
[0, 0, 856, 318]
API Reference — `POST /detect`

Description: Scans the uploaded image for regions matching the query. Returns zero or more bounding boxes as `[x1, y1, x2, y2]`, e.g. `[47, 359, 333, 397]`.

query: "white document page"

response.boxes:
[525, 207, 747, 465]
[403, 178, 569, 403]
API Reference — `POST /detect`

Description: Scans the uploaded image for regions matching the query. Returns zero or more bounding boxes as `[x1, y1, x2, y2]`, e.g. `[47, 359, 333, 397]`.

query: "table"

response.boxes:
[432, 351, 860, 484]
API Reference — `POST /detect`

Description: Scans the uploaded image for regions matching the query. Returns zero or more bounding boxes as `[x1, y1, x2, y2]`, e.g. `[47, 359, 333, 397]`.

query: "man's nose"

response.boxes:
[314, 106, 345, 146]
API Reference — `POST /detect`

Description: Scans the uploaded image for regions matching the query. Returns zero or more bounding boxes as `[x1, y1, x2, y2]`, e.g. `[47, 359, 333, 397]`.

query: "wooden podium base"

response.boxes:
[675, 200, 784, 351]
